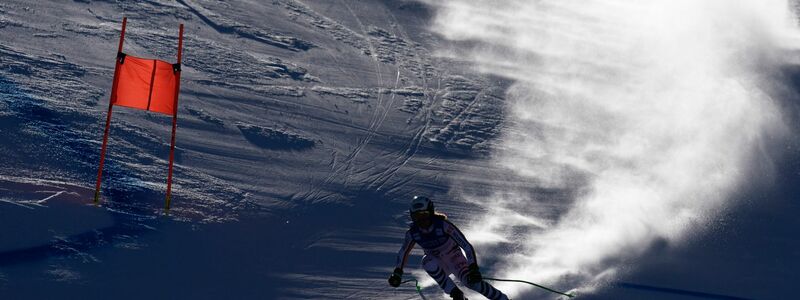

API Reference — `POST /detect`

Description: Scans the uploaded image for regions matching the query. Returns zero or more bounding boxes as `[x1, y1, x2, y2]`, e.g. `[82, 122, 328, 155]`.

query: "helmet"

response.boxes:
[409, 196, 434, 214]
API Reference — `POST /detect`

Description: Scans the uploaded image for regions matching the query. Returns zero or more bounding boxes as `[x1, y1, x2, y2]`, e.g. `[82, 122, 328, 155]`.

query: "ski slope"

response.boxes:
[1, 1, 799, 299]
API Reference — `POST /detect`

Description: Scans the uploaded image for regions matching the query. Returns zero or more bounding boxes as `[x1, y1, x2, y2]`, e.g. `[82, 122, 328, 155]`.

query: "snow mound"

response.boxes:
[236, 122, 315, 150]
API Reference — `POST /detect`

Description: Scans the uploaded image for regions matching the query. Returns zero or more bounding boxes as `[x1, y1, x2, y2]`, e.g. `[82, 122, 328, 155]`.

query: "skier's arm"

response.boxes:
[444, 220, 477, 265]
[394, 230, 415, 270]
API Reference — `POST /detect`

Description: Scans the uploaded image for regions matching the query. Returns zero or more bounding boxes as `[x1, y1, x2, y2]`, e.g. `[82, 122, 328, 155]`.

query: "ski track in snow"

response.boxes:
[0, 1, 512, 299]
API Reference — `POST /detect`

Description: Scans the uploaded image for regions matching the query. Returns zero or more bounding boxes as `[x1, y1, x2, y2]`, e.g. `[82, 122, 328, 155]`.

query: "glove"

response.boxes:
[466, 263, 482, 284]
[388, 268, 403, 287]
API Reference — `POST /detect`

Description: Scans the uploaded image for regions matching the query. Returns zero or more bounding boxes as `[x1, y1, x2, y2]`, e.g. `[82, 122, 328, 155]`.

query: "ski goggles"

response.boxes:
[411, 210, 431, 221]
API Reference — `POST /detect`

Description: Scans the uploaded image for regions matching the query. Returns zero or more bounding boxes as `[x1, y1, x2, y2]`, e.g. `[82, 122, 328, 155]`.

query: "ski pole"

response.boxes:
[484, 277, 576, 298]
[402, 279, 427, 300]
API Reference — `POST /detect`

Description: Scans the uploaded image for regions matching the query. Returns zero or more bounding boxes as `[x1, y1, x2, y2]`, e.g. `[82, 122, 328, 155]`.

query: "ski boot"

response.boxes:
[450, 288, 468, 300]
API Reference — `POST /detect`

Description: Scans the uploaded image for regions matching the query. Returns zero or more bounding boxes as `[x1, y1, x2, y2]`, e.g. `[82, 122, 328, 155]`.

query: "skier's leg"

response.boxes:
[464, 280, 508, 300]
[451, 256, 508, 300]
[422, 255, 464, 298]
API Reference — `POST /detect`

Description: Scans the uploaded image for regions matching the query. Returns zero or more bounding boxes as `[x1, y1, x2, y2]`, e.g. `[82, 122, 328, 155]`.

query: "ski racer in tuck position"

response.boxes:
[389, 196, 509, 300]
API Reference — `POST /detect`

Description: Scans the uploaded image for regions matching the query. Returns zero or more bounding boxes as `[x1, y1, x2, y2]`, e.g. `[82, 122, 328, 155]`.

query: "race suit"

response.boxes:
[395, 216, 509, 300]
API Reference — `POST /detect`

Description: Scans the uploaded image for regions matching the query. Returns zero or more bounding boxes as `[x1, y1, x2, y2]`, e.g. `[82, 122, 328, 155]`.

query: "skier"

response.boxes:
[389, 196, 509, 300]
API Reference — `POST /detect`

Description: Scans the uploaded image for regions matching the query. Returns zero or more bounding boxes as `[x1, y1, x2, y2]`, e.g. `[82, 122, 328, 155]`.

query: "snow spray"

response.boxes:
[432, 0, 799, 297]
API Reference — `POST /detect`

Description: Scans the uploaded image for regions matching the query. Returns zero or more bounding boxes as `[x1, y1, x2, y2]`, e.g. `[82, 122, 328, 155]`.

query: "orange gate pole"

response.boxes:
[165, 23, 183, 211]
[94, 17, 127, 205]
